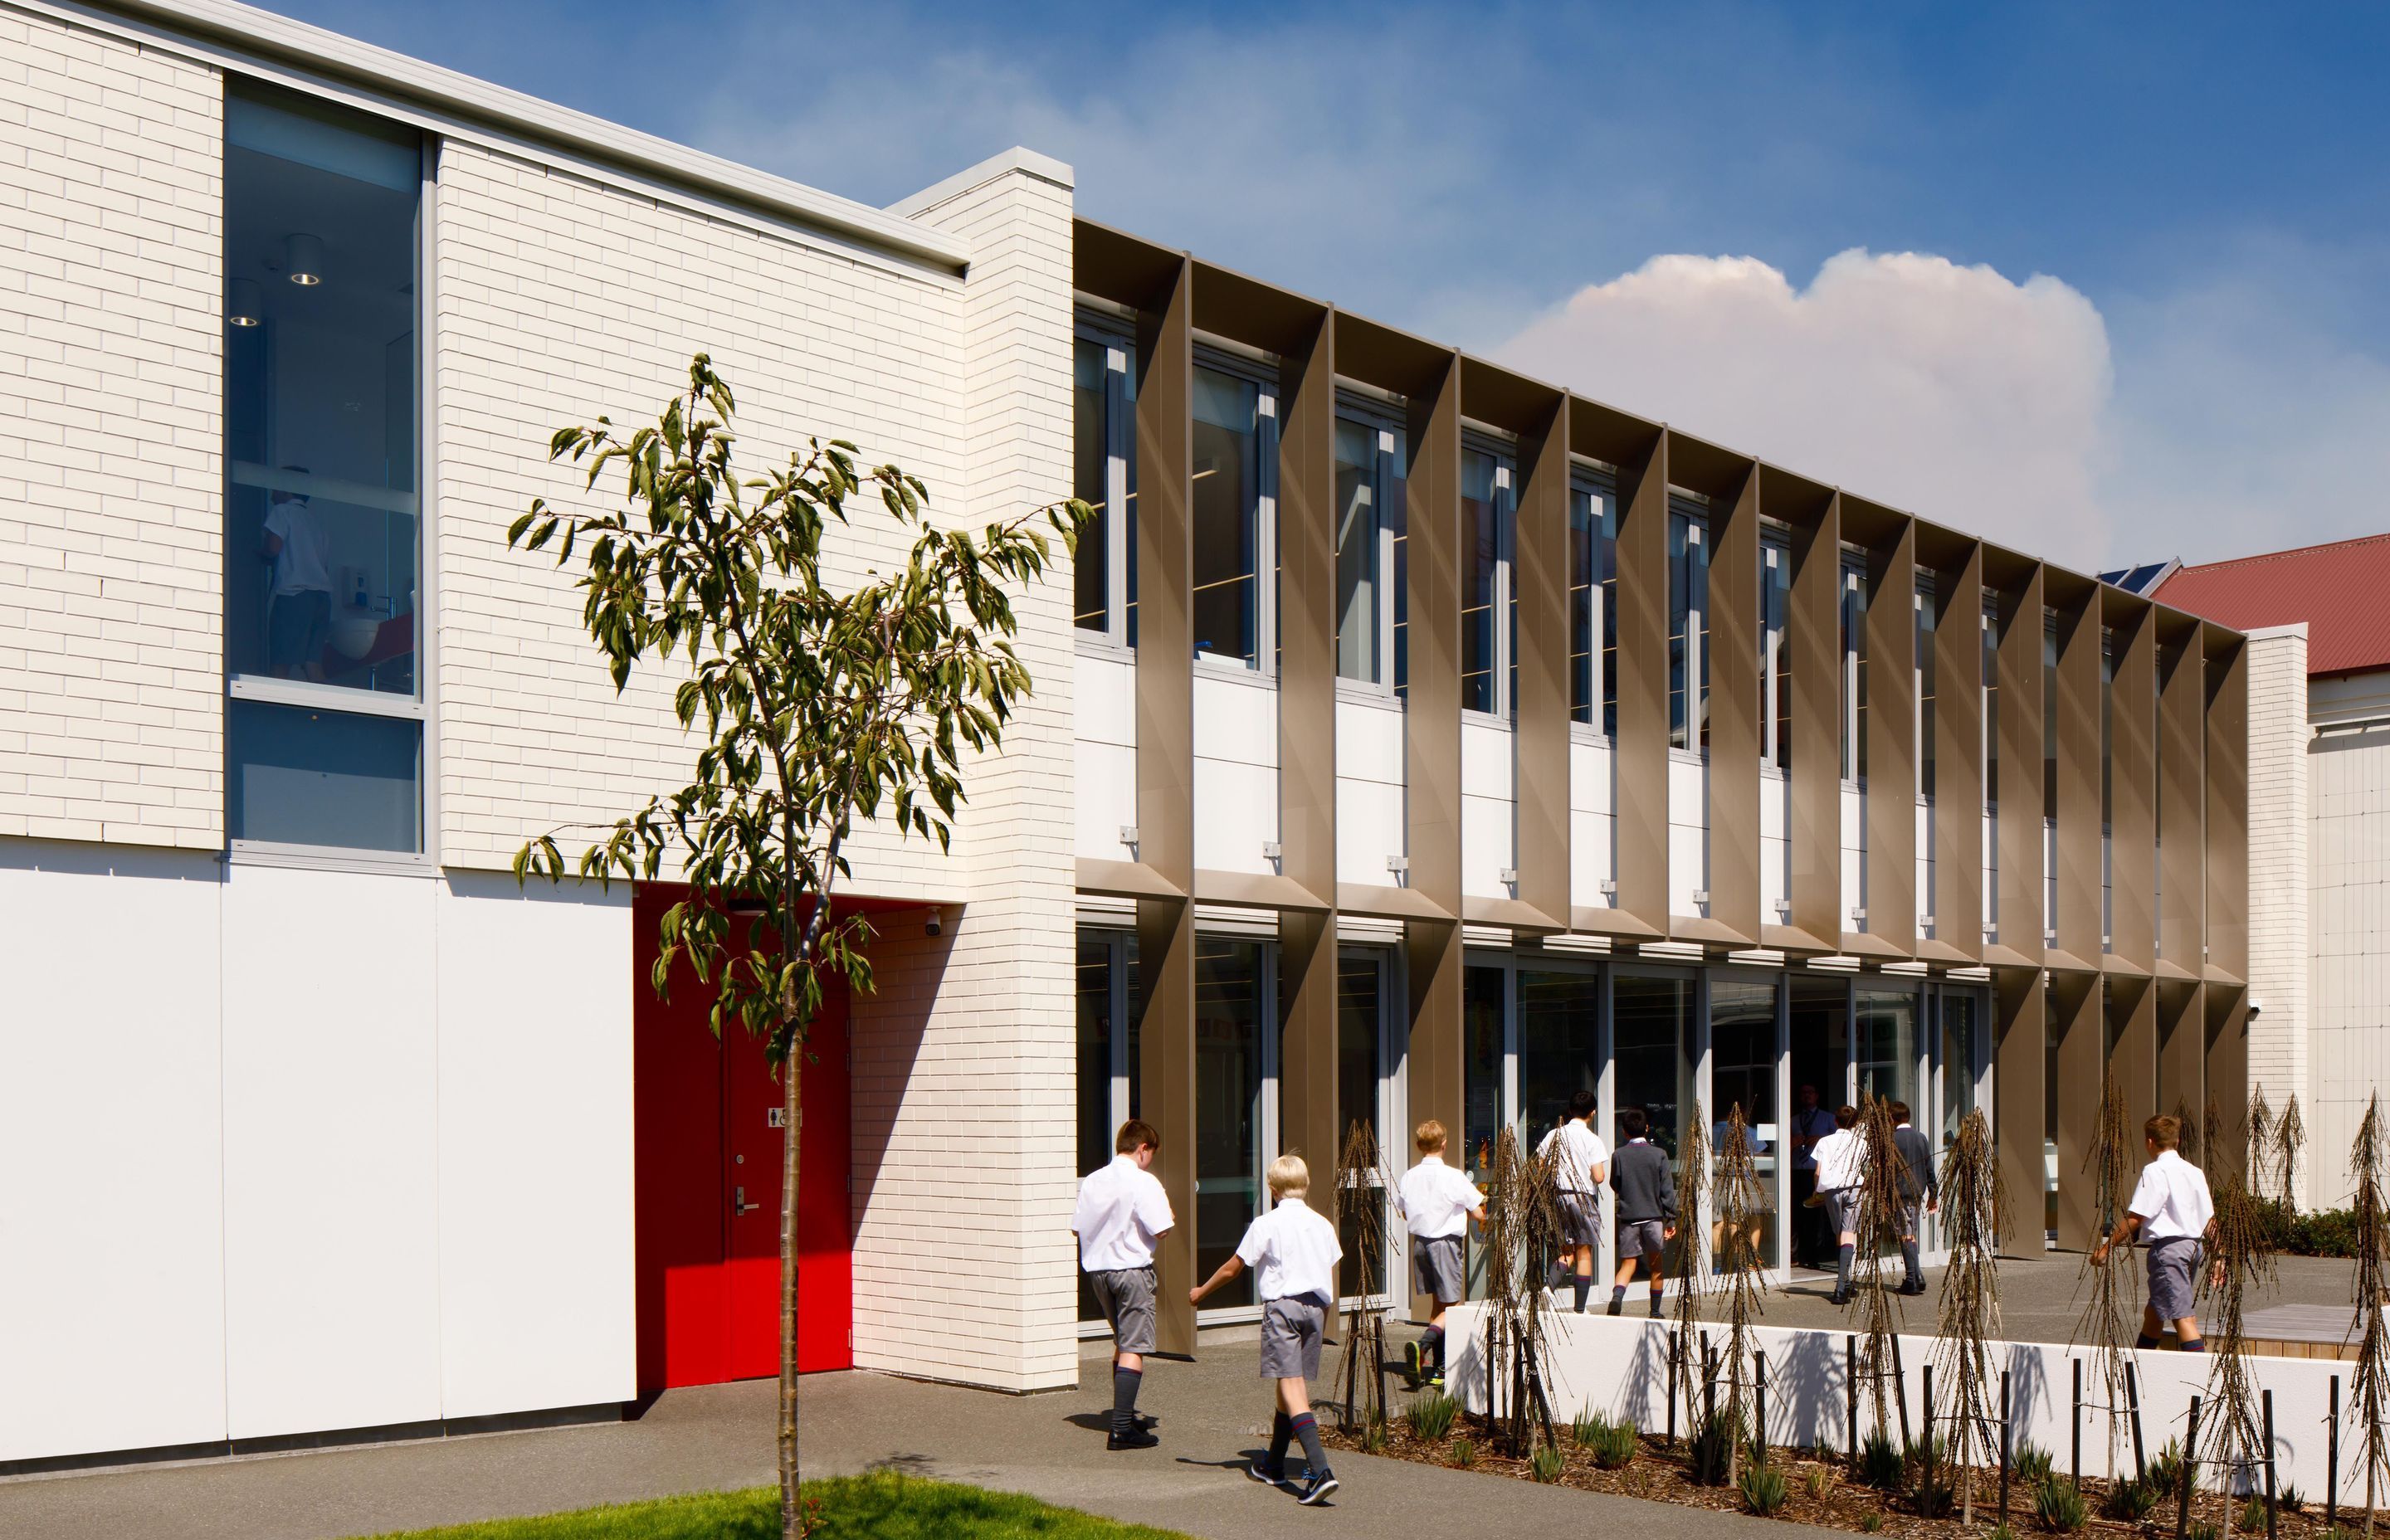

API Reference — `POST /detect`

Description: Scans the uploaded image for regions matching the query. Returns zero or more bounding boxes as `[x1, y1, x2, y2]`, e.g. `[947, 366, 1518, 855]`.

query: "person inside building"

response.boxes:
[1812, 1104, 1866, 1304]
[1396, 1118, 1485, 1388]
[1536, 1089, 1612, 1313]
[1890, 1100, 1938, 1295]
[1190, 1153, 1345, 1506]
[1789, 1083, 1836, 1268]
[1072, 1119, 1174, 1450]
[2090, 1114, 2219, 1352]
[1608, 1106, 1678, 1318]
[261, 470, 332, 681]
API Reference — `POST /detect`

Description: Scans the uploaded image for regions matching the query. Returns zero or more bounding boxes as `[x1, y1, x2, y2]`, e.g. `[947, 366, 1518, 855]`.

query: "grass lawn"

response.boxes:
[355, 1472, 1192, 1539]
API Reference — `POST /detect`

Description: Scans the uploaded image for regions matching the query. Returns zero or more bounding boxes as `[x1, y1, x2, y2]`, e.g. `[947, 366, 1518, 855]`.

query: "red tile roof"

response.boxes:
[2153, 534, 2390, 677]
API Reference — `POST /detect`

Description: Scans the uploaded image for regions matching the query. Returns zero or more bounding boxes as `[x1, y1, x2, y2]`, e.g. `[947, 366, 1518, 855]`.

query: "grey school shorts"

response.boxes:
[2147, 1236, 2204, 1322]
[1618, 1217, 1669, 1260]
[1089, 1265, 1158, 1353]
[1260, 1296, 1327, 1380]
[1558, 1190, 1602, 1247]
[1900, 1198, 1924, 1240]
[1412, 1234, 1466, 1303]
[1822, 1187, 1860, 1238]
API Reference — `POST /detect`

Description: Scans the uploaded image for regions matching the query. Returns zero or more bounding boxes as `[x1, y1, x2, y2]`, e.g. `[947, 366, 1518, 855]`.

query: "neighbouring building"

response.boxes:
[1, 0, 2250, 1474]
[2119, 537, 2390, 1213]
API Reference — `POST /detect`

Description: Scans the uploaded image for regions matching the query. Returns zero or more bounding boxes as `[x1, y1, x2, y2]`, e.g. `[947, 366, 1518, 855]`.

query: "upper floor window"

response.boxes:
[1841, 554, 1868, 782]
[1460, 447, 1515, 716]
[1668, 500, 1709, 751]
[1568, 478, 1617, 733]
[1982, 594, 2001, 807]
[1072, 331, 1138, 646]
[1917, 579, 1937, 801]
[2043, 609, 2060, 812]
[1191, 363, 1275, 669]
[2100, 626, 2117, 827]
[224, 79, 424, 855]
[1334, 410, 1407, 692]
[1761, 532, 1790, 769]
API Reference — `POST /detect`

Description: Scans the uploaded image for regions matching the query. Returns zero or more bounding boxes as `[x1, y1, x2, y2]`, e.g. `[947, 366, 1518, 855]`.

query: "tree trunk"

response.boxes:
[779, 1047, 805, 1537]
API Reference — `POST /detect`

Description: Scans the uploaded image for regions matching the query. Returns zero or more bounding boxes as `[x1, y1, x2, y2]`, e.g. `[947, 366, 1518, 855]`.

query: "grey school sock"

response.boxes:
[1836, 1243, 1856, 1294]
[1648, 1284, 1665, 1318]
[1420, 1325, 1445, 1373]
[1900, 1239, 1923, 1286]
[2177, 1338, 2206, 1352]
[1572, 1275, 1593, 1313]
[1291, 1411, 1328, 1474]
[1267, 1410, 1294, 1471]
[2136, 1333, 2163, 1350]
[1111, 1366, 1142, 1435]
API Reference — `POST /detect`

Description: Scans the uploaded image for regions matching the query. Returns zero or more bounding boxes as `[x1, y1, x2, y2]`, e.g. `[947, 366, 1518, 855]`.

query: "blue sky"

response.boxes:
[270, 0, 2390, 570]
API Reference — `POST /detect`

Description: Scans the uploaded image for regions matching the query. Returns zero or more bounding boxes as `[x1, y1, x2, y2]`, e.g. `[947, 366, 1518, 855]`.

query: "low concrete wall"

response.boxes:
[1446, 1304, 2359, 1501]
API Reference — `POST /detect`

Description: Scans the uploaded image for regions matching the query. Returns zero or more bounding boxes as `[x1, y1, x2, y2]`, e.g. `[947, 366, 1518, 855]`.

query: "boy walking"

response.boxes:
[1396, 1119, 1485, 1386]
[2090, 1114, 2218, 1352]
[1191, 1154, 1345, 1506]
[1812, 1104, 1865, 1304]
[1890, 1101, 1938, 1296]
[1073, 1120, 1174, 1450]
[1536, 1089, 1612, 1312]
[1608, 1108, 1679, 1317]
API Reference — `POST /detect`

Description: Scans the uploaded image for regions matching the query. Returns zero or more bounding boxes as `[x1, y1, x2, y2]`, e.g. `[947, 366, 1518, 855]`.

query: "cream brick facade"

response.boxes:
[2245, 626, 2309, 1196]
[2305, 667, 2390, 1211]
[0, 2, 222, 848]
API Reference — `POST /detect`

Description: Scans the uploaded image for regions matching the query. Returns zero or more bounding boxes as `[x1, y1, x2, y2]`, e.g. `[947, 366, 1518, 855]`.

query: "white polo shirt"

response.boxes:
[1813, 1125, 1866, 1191]
[1073, 1153, 1175, 1273]
[1537, 1120, 1612, 1195]
[1396, 1153, 1483, 1240]
[1236, 1195, 1344, 1304]
[2128, 1149, 2215, 1240]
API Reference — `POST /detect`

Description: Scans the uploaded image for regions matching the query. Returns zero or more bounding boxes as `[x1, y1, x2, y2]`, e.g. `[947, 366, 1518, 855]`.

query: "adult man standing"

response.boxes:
[1789, 1083, 1837, 1268]
[1073, 1120, 1174, 1450]
[2089, 1114, 2218, 1352]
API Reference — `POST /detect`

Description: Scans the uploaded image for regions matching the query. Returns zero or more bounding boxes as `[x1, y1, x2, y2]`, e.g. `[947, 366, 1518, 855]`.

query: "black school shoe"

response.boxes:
[1295, 1468, 1340, 1505]
[1107, 1426, 1159, 1450]
[1248, 1460, 1290, 1488]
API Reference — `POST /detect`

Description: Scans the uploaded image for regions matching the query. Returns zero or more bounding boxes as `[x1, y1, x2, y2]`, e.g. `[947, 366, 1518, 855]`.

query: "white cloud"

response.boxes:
[1495, 250, 2117, 569]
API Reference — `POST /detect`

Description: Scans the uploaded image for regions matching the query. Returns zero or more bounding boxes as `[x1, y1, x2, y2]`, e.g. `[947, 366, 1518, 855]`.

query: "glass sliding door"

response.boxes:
[1462, 963, 1507, 1300]
[1336, 949, 1389, 1300]
[1709, 977, 1783, 1271]
[1788, 975, 1849, 1270]
[1515, 968, 1602, 1157]
[1076, 928, 1139, 1323]
[1855, 986, 1919, 1109]
[1612, 972, 1696, 1278]
[1194, 937, 1266, 1308]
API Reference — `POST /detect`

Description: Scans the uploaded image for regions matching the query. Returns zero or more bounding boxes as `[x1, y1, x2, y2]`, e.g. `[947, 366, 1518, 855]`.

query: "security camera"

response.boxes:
[924, 907, 944, 938]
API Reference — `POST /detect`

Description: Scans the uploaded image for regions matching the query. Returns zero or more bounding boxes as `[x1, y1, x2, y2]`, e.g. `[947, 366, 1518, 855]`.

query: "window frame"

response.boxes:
[1333, 394, 1407, 699]
[1459, 435, 1519, 722]
[1569, 469, 1619, 739]
[1185, 347, 1280, 677]
[1760, 527, 1792, 772]
[1072, 313, 1137, 655]
[223, 90, 436, 870]
[1666, 494, 1710, 755]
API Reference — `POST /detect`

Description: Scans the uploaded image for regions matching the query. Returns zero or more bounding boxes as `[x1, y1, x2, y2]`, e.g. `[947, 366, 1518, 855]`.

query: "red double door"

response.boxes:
[633, 886, 853, 1390]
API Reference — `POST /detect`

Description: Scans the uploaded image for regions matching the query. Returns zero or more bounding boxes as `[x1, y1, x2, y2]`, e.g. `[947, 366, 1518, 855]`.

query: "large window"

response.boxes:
[1460, 448, 1514, 715]
[1855, 987, 1918, 1109]
[1762, 534, 1791, 769]
[1516, 969, 1601, 1154]
[1336, 951, 1390, 1299]
[1710, 977, 1782, 1271]
[1463, 965, 1505, 1182]
[1570, 480, 1617, 733]
[1983, 596, 2001, 808]
[225, 80, 424, 853]
[1072, 332, 1135, 645]
[1668, 504, 1709, 750]
[1193, 937, 1266, 1307]
[1917, 581, 1938, 800]
[1075, 928, 1141, 1323]
[1841, 556, 1869, 781]
[1191, 364, 1272, 669]
[1334, 412, 1407, 691]
[1612, 973, 1695, 1166]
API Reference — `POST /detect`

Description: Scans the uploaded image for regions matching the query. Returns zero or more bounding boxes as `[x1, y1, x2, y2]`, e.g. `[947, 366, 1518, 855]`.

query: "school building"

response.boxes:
[0, 0, 2252, 1474]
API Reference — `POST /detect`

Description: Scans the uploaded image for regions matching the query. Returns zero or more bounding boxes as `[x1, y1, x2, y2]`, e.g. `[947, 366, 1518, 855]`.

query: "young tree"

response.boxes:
[2074, 1074, 2138, 1484]
[1934, 1107, 2007, 1524]
[2201, 1169, 2277, 1535]
[2274, 1094, 2306, 1215]
[1671, 1102, 1714, 1446]
[509, 354, 1085, 1538]
[2345, 1095, 2389, 1538]
[1713, 1107, 1770, 1483]
[1851, 1094, 1910, 1444]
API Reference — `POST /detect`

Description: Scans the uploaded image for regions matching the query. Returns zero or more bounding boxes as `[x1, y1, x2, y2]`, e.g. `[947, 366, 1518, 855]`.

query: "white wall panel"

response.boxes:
[221, 864, 442, 1440]
[1073, 651, 1135, 748]
[1762, 768, 1791, 921]
[0, 845, 228, 1463]
[1336, 696, 1407, 885]
[434, 875, 636, 1418]
[1841, 783, 1868, 924]
[1668, 754, 1707, 916]
[1074, 739, 1138, 860]
[1570, 739, 1617, 910]
[1192, 673, 1280, 768]
[1194, 757, 1280, 875]
[1983, 808, 2000, 940]
[1461, 793, 1516, 900]
[1915, 797, 1934, 936]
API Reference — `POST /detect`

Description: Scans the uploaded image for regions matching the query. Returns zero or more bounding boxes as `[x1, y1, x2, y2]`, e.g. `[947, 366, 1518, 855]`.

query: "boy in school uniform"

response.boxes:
[1190, 1153, 1346, 1507]
[2090, 1114, 2219, 1352]
[1073, 1119, 1174, 1450]
[1395, 1118, 1486, 1386]
[1535, 1089, 1612, 1313]
[1811, 1104, 1865, 1305]
[1890, 1101, 1938, 1296]
[1607, 1107, 1679, 1318]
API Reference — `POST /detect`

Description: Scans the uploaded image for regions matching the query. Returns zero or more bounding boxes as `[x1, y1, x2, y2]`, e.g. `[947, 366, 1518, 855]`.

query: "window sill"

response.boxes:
[1668, 746, 1708, 768]
[1193, 660, 1277, 692]
[226, 840, 436, 879]
[229, 673, 425, 720]
[1335, 678, 1405, 710]
[1072, 634, 1134, 664]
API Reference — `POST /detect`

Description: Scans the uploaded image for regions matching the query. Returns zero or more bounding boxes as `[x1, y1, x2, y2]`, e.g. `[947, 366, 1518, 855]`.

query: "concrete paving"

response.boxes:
[2, 1333, 1826, 1540]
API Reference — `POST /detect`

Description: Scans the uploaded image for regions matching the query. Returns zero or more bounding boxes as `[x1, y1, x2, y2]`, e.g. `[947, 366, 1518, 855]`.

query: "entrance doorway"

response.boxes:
[632, 885, 852, 1391]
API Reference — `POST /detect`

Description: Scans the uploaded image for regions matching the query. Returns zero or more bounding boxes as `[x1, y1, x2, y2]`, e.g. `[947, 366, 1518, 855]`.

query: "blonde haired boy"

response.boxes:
[1395, 1118, 1485, 1386]
[1191, 1153, 1346, 1506]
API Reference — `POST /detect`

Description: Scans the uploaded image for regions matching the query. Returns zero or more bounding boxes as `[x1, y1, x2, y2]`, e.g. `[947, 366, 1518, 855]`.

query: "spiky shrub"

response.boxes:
[1991, 1525, 2019, 1540]
[1358, 1411, 1389, 1455]
[2103, 1477, 2160, 1522]
[1570, 1407, 1607, 1448]
[2279, 1484, 2307, 1514]
[1861, 1510, 1885, 1533]
[1740, 1462, 1791, 1515]
[2241, 1496, 2271, 1532]
[1688, 1410, 1740, 1487]
[2187, 1523, 2222, 1540]
[1531, 1445, 1566, 1484]
[1859, 1430, 1906, 1490]
[2014, 1442, 2056, 1484]
[1913, 1469, 1957, 1519]
[1449, 1436, 1475, 1469]
[2035, 1474, 2090, 1533]
[1592, 1419, 1640, 1470]
[1407, 1391, 1460, 1445]
[2144, 1437, 2187, 1501]
[1806, 1464, 1836, 1499]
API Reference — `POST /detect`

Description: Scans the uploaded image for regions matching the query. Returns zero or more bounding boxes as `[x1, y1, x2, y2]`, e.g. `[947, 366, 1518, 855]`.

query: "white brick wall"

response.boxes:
[849, 151, 1079, 1393]
[2243, 626, 2308, 1196]
[2306, 667, 2390, 1211]
[0, 3, 222, 847]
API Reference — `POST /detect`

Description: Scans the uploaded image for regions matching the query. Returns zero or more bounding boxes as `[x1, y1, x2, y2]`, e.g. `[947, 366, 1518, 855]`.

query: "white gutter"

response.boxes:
[70, 0, 973, 274]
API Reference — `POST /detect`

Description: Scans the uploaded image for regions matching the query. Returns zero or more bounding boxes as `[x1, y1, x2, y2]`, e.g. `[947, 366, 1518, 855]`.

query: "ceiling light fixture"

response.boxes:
[284, 232, 324, 285]
[227, 277, 262, 327]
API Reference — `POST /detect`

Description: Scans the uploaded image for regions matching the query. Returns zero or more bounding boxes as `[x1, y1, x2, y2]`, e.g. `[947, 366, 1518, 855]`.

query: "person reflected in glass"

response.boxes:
[262, 469, 331, 681]
[1788, 1083, 1836, 1269]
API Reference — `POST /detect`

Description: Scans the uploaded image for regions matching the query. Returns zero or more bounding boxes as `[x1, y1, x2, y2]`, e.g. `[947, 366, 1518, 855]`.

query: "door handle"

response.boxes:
[735, 1185, 751, 1216]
